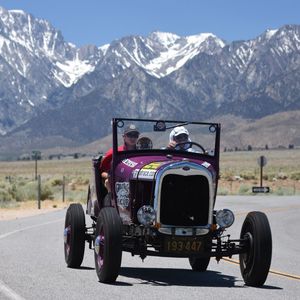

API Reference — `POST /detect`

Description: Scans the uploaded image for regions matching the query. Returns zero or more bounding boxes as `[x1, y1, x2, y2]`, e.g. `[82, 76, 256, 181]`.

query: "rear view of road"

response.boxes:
[0, 196, 299, 300]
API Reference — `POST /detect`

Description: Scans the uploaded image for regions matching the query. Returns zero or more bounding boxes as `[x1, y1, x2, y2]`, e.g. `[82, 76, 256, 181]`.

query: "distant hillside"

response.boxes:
[15, 110, 296, 160]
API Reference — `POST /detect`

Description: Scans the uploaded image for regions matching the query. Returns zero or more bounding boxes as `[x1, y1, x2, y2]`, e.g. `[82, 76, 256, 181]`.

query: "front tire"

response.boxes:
[94, 207, 122, 283]
[64, 203, 86, 267]
[239, 211, 272, 287]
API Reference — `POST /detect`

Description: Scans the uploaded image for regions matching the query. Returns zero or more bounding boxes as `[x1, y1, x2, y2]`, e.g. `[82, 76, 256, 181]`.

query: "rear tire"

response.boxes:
[64, 203, 86, 267]
[94, 207, 122, 283]
[239, 211, 272, 287]
[189, 257, 210, 272]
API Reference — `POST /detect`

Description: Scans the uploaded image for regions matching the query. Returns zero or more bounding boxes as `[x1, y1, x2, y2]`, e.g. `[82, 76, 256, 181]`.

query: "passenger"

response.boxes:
[167, 126, 195, 152]
[136, 136, 153, 150]
[100, 124, 140, 192]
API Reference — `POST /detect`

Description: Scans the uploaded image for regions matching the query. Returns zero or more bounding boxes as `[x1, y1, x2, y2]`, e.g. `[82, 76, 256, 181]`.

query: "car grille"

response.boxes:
[160, 174, 209, 226]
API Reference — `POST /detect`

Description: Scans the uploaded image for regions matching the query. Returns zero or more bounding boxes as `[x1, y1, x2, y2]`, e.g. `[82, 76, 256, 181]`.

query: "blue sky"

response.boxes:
[1, 0, 300, 47]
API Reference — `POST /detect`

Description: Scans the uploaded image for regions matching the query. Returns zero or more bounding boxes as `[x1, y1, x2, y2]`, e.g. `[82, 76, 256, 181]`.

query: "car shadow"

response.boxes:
[119, 267, 240, 287]
[76, 266, 95, 270]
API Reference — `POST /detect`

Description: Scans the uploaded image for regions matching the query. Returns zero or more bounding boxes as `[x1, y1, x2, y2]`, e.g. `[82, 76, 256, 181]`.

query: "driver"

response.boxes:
[167, 126, 196, 152]
[100, 124, 140, 192]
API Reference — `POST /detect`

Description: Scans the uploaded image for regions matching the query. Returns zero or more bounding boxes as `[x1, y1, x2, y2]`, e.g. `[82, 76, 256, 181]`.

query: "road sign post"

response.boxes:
[258, 155, 267, 187]
[253, 156, 269, 193]
[32, 150, 41, 180]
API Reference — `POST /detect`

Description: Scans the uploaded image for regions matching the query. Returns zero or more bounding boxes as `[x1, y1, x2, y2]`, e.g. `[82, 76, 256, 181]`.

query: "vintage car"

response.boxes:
[64, 118, 272, 286]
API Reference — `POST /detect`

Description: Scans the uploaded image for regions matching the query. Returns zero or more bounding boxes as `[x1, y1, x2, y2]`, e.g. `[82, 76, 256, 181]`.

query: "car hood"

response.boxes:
[115, 155, 215, 180]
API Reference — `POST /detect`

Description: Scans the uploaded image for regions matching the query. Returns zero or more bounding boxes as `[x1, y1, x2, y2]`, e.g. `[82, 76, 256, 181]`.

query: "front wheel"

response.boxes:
[94, 207, 122, 283]
[239, 211, 272, 287]
[64, 203, 86, 267]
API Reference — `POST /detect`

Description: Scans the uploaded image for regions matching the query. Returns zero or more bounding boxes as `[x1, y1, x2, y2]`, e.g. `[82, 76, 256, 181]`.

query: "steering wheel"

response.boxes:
[175, 141, 206, 153]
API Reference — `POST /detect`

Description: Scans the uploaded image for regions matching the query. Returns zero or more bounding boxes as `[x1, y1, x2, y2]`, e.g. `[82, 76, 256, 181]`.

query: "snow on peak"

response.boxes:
[9, 9, 26, 15]
[55, 53, 95, 87]
[265, 29, 278, 39]
[186, 33, 225, 48]
[144, 32, 225, 78]
[99, 44, 110, 55]
[150, 31, 181, 47]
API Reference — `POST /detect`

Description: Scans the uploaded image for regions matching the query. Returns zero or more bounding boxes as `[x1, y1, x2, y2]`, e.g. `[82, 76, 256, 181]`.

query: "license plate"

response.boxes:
[164, 237, 202, 253]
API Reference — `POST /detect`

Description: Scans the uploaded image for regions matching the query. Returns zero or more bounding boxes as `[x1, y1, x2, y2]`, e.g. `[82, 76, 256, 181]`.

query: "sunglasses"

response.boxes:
[174, 134, 188, 141]
[126, 132, 139, 138]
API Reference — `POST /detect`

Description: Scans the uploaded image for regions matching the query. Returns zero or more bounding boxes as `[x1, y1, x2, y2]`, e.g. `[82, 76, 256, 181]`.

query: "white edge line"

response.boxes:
[0, 218, 64, 240]
[0, 279, 26, 300]
[0, 218, 64, 299]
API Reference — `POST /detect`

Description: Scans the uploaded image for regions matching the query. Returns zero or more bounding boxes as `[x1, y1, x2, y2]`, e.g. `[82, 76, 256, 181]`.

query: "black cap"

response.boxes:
[124, 124, 140, 135]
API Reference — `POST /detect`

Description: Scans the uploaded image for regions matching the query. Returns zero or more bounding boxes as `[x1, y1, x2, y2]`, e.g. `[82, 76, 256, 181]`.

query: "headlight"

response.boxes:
[137, 205, 156, 226]
[216, 209, 235, 228]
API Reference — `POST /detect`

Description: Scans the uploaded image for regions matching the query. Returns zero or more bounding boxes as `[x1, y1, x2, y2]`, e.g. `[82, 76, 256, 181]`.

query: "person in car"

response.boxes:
[136, 136, 153, 150]
[100, 124, 140, 192]
[167, 126, 195, 152]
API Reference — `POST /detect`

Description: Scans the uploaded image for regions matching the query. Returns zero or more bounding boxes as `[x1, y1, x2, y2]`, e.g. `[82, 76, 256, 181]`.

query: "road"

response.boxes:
[0, 196, 300, 300]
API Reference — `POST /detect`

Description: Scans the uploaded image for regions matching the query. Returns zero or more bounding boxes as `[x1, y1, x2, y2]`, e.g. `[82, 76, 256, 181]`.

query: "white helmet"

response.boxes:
[169, 126, 190, 142]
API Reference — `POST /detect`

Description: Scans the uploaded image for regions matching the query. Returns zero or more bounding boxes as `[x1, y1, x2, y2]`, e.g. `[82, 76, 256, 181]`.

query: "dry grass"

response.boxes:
[219, 148, 300, 194]
[0, 199, 73, 220]
[0, 157, 91, 178]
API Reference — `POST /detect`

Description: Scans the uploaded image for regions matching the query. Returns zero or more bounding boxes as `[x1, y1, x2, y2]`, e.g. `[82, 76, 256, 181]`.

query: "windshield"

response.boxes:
[114, 119, 219, 157]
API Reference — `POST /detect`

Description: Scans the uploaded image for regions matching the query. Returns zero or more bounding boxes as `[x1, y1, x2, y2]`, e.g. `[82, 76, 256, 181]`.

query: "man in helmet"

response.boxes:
[100, 124, 140, 192]
[167, 126, 195, 152]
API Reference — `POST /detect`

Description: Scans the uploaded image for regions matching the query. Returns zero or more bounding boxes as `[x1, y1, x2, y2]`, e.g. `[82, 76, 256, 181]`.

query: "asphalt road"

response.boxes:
[0, 196, 299, 300]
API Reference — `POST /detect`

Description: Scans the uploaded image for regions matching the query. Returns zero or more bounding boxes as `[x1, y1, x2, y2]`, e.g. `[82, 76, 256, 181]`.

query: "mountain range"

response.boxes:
[0, 6, 300, 158]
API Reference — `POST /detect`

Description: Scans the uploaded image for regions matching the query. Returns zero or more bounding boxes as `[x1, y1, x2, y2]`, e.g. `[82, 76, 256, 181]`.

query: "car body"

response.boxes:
[64, 118, 272, 286]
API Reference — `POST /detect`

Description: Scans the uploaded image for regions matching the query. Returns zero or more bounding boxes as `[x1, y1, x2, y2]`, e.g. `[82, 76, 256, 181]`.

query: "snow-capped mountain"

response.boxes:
[0, 7, 99, 86]
[0, 5, 300, 155]
[0, 6, 227, 135]
[0, 6, 103, 134]
[101, 31, 225, 78]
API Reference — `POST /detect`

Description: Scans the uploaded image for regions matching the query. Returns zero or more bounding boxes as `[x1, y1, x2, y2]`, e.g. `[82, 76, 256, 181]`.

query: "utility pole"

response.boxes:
[32, 150, 41, 180]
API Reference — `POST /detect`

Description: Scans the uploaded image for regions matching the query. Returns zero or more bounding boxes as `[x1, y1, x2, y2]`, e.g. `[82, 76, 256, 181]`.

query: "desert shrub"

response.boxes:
[40, 184, 54, 200]
[277, 172, 288, 180]
[0, 187, 14, 202]
[8, 184, 18, 199]
[17, 179, 28, 187]
[50, 177, 63, 186]
[14, 181, 36, 201]
[238, 184, 251, 195]
[263, 173, 277, 181]
[0, 199, 19, 208]
[275, 187, 294, 196]
[73, 176, 89, 185]
[14, 181, 54, 201]
[240, 172, 256, 180]
[68, 183, 76, 191]
[220, 170, 234, 181]
[217, 187, 229, 195]
[65, 190, 86, 203]
[290, 172, 300, 181]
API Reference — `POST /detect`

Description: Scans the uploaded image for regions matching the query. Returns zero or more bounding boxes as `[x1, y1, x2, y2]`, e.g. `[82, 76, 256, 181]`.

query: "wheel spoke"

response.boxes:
[95, 233, 105, 268]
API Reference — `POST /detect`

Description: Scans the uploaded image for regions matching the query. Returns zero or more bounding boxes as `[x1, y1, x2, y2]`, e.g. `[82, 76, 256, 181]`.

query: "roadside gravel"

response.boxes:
[0, 200, 68, 221]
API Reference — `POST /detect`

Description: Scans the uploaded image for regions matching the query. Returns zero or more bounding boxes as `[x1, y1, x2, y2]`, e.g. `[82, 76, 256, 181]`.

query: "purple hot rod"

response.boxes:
[64, 118, 272, 286]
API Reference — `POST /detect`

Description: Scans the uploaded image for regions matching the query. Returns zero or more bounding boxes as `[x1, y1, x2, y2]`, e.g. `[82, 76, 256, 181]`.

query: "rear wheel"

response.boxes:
[189, 256, 210, 272]
[94, 207, 122, 283]
[239, 211, 272, 287]
[64, 203, 86, 267]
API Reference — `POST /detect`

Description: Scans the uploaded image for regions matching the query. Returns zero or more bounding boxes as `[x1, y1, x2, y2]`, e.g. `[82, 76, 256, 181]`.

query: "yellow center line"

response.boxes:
[222, 257, 300, 281]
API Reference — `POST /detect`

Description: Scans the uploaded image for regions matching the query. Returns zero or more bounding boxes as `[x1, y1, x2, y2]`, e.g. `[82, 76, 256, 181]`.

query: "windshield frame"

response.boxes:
[112, 117, 220, 160]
